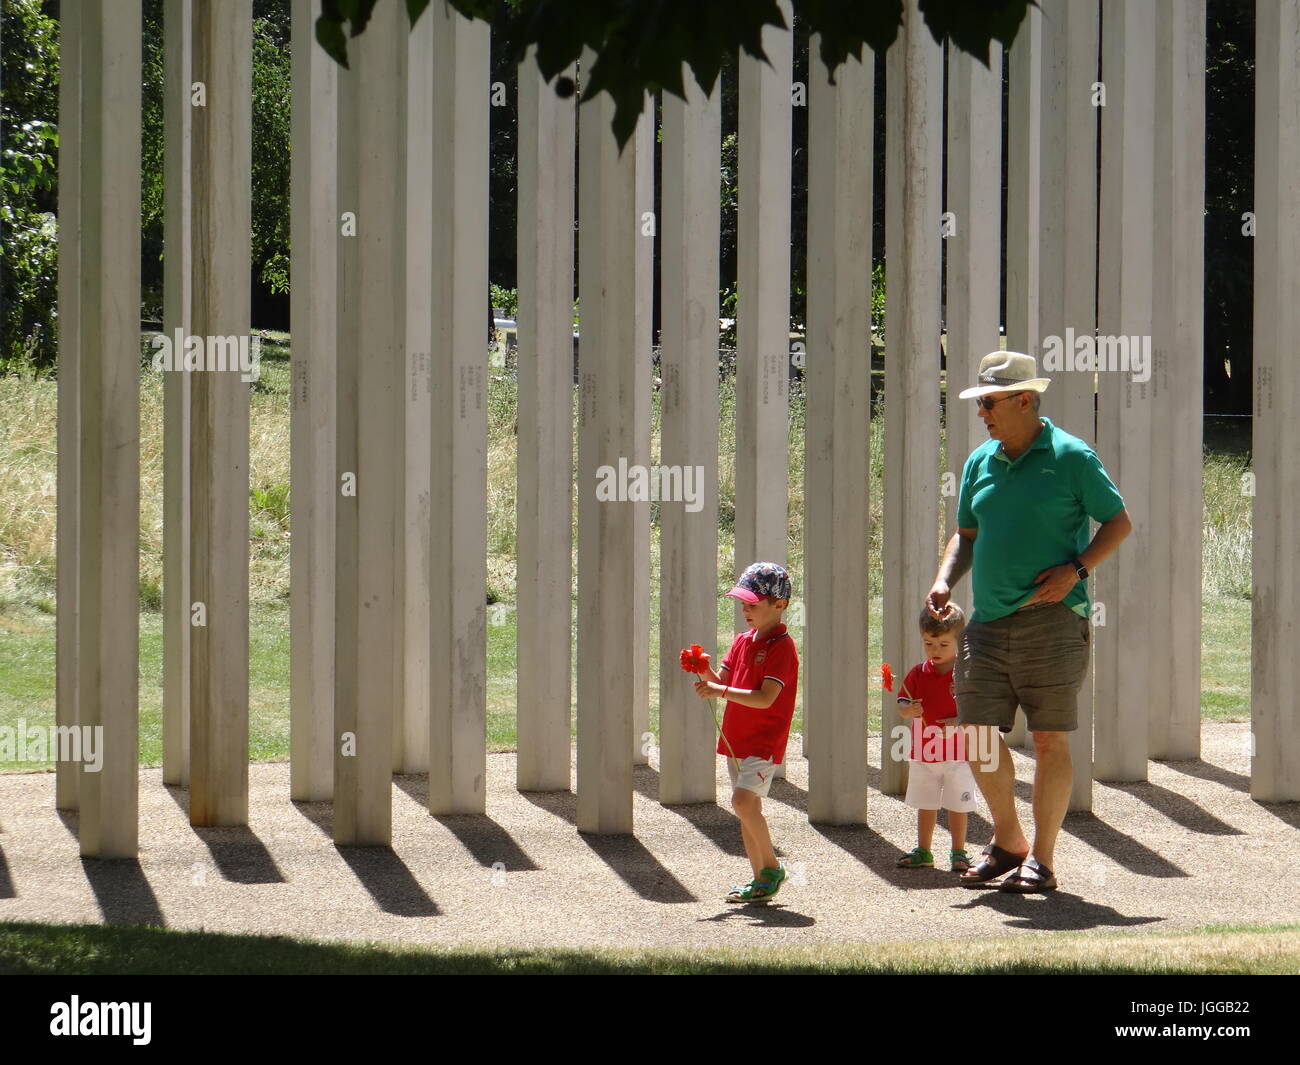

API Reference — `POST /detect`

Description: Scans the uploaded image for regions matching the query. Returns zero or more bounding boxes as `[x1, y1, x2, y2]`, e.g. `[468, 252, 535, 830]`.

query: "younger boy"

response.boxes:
[895, 603, 977, 872]
[693, 562, 799, 904]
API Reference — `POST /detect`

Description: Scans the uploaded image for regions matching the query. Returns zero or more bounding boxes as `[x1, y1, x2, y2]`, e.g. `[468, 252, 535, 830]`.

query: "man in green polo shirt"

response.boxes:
[926, 351, 1132, 895]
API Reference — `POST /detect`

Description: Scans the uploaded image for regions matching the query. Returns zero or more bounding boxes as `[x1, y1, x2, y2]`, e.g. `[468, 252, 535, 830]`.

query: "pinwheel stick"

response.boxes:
[682, 644, 741, 774]
[710, 702, 741, 774]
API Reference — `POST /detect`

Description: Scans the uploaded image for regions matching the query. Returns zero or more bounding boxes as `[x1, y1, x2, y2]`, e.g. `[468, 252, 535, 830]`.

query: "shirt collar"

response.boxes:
[994, 417, 1055, 465]
[748, 622, 788, 644]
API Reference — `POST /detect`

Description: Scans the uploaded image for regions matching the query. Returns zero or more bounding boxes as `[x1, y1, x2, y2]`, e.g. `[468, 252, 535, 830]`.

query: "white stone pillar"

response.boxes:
[516, 51, 576, 793]
[632, 101, 653, 772]
[188, 0, 251, 827]
[576, 53, 653, 834]
[1003, 3, 1041, 751]
[659, 71, 721, 806]
[1038, 0, 1099, 439]
[735, 1, 793, 775]
[1094, 0, 1155, 783]
[76, 0, 142, 857]
[1005, 2, 1041, 358]
[426, 1, 489, 815]
[943, 41, 1002, 520]
[289, 0, 338, 800]
[1149, 0, 1205, 761]
[163, 0, 192, 790]
[1251, 0, 1300, 802]
[398, 8, 434, 775]
[805, 42, 871, 825]
[55, 0, 82, 813]
[334, 1, 405, 843]
[734, 0, 793, 609]
[881, 0, 943, 796]
[1038, 0, 1100, 808]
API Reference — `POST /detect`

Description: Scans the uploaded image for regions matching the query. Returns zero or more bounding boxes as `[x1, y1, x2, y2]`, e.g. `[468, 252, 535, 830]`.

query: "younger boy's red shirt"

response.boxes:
[717, 623, 799, 763]
[899, 659, 966, 762]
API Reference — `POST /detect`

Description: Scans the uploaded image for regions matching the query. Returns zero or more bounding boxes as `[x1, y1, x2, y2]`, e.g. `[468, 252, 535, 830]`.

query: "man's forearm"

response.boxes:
[936, 532, 973, 588]
[1079, 511, 1132, 571]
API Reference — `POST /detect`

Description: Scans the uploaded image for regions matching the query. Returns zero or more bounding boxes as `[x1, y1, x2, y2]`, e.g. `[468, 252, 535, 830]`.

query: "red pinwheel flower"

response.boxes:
[680, 644, 711, 674]
[881, 663, 894, 692]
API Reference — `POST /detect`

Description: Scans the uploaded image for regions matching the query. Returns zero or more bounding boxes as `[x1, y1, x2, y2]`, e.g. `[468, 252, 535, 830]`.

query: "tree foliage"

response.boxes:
[1, 0, 60, 373]
[141, 0, 292, 316]
[316, 0, 1032, 149]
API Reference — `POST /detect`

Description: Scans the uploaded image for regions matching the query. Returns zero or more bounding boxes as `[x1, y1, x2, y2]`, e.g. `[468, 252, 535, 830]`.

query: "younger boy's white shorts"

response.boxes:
[727, 755, 778, 798]
[904, 759, 978, 813]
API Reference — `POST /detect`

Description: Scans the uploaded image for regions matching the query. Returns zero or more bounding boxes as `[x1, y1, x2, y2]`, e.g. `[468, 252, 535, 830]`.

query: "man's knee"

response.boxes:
[1031, 730, 1071, 756]
[731, 787, 761, 816]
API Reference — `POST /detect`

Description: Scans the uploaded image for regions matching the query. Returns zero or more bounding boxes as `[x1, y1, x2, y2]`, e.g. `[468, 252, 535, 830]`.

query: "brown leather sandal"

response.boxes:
[959, 843, 1029, 888]
[998, 857, 1058, 893]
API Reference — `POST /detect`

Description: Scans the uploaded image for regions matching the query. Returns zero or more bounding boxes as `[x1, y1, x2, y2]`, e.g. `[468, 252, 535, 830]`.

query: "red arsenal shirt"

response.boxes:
[899, 659, 966, 762]
[717, 622, 799, 763]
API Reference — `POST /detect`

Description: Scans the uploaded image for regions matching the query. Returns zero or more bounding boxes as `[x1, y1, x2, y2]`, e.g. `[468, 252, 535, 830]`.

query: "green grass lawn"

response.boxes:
[0, 591, 1251, 772]
[1, 919, 1296, 975]
[0, 351, 1255, 771]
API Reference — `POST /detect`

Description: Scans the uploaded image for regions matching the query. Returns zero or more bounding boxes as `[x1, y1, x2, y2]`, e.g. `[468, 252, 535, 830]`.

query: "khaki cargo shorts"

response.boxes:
[955, 600, 1090, 733]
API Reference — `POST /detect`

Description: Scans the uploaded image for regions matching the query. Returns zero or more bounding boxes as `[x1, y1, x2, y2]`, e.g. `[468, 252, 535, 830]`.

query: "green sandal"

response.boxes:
[725, 864, 787, 904]
[950, 849, 972, 872]
[897, 847, 934, 869]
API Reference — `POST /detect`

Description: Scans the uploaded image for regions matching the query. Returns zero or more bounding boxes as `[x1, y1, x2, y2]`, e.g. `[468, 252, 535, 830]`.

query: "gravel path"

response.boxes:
[2, 723, 1298, 951]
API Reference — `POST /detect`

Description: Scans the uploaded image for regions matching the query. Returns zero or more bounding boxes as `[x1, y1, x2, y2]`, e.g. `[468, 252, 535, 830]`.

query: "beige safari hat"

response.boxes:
[957, 351, 1052, 399]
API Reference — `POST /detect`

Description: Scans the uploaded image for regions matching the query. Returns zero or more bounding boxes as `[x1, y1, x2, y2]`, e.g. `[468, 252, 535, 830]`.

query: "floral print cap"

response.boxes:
[726, 561, 792, 604]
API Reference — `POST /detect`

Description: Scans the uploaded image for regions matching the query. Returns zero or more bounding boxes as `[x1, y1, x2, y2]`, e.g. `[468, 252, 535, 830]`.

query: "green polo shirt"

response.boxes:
[956, 418, 1125, 622]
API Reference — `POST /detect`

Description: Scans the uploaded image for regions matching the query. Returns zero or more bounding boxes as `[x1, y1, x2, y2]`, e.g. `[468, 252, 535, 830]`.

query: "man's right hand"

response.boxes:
[927, 581, 952, 619]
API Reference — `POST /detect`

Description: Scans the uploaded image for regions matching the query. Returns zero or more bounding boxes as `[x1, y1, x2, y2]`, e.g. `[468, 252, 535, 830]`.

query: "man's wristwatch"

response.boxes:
[1072, 559, 1089, 581]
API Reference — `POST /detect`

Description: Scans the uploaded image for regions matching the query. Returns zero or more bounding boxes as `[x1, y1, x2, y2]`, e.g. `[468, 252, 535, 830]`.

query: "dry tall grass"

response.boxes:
[0, 345, 1252, 617]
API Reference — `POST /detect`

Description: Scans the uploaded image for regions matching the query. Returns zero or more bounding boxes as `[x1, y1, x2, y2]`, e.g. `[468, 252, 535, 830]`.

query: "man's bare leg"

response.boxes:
[1029, 730, 1073, 870]
[969, 727, 1029, 856]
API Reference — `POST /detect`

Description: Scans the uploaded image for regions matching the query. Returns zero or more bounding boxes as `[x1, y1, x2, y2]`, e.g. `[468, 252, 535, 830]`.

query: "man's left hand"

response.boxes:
[1027, 563, 1079, 605]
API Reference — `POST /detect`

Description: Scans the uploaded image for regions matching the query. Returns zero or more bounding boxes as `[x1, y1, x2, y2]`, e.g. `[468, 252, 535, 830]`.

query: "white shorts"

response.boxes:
[904, 759, 978, 813]
[727, 755, 777, 798]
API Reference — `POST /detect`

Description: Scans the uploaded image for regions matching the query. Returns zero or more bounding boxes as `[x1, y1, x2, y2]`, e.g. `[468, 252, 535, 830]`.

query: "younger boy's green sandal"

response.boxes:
[950, 849, 972, 873]
[897, 847, 934, 869]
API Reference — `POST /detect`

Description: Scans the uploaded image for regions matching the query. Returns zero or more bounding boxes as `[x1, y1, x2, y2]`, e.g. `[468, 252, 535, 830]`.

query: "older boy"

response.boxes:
[694, 562, 799, 904]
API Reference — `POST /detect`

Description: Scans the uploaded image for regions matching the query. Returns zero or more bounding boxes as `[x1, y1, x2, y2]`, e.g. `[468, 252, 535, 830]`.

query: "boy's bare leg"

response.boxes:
[947, 810, 968, 852]
[736, 814, 760, 879]
[917, 808, 937, 851]
[732, 788, 778, 875]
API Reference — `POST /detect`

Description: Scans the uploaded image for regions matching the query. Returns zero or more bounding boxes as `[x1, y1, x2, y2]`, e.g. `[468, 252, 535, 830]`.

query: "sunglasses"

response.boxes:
[974, 390, 1026, 411]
